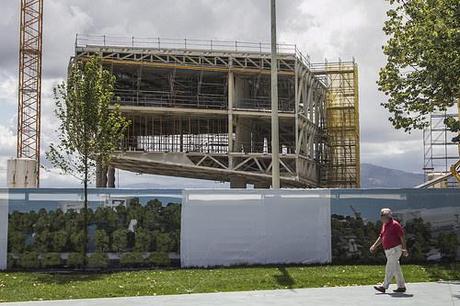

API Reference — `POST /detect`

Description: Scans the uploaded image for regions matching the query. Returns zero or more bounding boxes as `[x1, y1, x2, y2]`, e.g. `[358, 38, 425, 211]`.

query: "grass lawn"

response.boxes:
[0, 263, 459, 303]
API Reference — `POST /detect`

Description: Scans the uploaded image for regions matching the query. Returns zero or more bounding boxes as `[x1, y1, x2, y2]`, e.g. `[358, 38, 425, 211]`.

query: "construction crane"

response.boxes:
[16, 0, 44, 186]
[350, 205, 362, 220]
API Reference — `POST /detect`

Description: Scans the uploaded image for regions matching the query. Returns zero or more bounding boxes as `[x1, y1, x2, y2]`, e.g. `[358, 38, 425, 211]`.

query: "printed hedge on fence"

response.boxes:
[7, 198, 180, 269]
[6, 196, 459, 270]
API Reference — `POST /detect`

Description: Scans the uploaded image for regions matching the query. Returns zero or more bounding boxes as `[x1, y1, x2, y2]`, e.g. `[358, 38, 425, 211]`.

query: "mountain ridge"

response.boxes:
[360, 163, 424, 188]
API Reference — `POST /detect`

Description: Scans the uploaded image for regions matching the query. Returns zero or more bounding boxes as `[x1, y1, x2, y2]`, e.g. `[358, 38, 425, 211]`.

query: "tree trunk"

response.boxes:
[83, 157, 88, 268]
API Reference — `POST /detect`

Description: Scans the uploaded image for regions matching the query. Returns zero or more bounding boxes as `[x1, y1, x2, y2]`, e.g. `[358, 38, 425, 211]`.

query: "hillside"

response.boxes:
[360, 163, 424, 188]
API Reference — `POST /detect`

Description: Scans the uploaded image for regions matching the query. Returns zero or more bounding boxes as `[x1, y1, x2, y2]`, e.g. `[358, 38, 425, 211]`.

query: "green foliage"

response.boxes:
[7, 197, 182, 269]
[405, 218, 432, 262]
[33, 229, 51, 253]
[378, 0, 460, 132]
[8, 231, 25, 253]
[143, 200, 162, 231]
[331, 215, 438, 264]
[133, 228, 152, 252]
[331, 215, 384, 264]
[437, 232, 459, 261]
[19, 252, 40, 269]
[42, 253, 62, 268]
[155, 232, 175, 253]
[95, 230, 110, 252]
[94, 207, 119, 233]
[51, 230, 68, 252]
[146, 252, 171, 267]
[46, 55, 130, 182]
[7, 254, 18, 269]
[112, 229, 128, 252]
[87, 253, 109, 269]
[162, 203, 181, 232]
[67, 253, 85, 268]
[49, 210, 66, 231]
[120, 252, 145, 267]
[70, 231, 85, 253]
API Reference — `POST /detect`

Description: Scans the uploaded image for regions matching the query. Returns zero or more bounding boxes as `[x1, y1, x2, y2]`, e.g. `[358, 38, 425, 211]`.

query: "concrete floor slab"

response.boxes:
[3, 282, 459, 306]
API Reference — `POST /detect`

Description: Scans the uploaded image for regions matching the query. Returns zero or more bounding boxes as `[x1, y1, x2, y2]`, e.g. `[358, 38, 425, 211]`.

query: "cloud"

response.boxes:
[0, 71, 17, 107]
[0, 0, 430, 187]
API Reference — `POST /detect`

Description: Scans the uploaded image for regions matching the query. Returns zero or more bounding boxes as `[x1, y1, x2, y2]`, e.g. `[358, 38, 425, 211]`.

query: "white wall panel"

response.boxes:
[181, 190, 331, 267]
[0, 193, 8, 270]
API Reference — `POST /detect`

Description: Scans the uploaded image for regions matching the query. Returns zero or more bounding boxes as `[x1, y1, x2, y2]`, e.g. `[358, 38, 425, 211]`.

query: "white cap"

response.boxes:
[380, 208, 392, 217]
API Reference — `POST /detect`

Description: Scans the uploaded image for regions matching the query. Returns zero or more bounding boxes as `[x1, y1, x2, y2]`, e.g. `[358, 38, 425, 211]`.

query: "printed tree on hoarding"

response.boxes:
[46, 56, 129, 263]
[378, 0, 460, 136]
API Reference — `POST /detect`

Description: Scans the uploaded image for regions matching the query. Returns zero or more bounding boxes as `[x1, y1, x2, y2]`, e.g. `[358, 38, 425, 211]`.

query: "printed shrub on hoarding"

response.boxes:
[87, 252, 109, 269]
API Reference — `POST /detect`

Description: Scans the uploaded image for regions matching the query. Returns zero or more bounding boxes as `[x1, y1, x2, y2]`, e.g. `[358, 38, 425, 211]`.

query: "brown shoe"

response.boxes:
[374, 286, 386, 293]
[393, 287, 406, 293]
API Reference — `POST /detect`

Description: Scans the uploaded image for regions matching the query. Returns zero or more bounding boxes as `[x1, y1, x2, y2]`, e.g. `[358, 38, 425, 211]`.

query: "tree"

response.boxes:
[95, 229, 110, 252]
[51, 230, 69, 252]
[133, 228, 152, 252]
[112, 229, 128, 252]
[46, 56, 129, 263]
[155, 232, 175, 253]
[378, 0, 460, 133]
[437, 232, 459, 261]
[144, 200, 162, 231]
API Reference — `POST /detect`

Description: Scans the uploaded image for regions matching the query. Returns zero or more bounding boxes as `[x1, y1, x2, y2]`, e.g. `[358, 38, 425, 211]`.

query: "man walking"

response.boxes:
[370, 208, 408, 293]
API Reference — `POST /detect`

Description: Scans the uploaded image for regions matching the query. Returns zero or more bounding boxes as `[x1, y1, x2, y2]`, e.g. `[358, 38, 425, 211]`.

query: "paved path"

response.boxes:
[3, 282, 460, 306]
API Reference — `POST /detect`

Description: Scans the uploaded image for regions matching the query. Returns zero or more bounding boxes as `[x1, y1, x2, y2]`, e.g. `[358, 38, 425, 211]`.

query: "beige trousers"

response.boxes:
[383, 245, 406, 289]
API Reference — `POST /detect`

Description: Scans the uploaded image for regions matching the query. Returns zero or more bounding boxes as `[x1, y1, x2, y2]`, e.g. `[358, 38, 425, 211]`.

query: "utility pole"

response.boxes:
[270, 0, 280, 188]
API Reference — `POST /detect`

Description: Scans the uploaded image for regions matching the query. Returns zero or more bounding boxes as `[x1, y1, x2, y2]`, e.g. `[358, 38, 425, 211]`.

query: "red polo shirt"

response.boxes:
[380, 218, 404, 250]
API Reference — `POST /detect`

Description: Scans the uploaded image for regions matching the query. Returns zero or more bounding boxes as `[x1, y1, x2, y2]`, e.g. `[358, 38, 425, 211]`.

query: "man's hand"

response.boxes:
[369, 245, 377, 254]
[402, 249, 409, 257]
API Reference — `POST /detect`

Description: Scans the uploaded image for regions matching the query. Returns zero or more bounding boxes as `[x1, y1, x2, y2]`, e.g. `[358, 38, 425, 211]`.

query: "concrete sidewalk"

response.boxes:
[3, 282, 460, 306]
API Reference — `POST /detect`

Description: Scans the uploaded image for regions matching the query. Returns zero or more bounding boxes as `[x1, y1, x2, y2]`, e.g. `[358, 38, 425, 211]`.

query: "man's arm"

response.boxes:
[370, 236, 382, 253]
[400, 234, 409, 257]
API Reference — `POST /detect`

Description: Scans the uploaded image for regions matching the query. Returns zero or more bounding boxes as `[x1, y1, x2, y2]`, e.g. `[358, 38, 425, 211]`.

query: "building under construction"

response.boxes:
[73, 35, 360, 188]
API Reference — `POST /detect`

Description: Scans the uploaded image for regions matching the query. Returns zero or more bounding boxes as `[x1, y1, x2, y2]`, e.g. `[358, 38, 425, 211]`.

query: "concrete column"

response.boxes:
[96, 163, 104, 187]
[228, 71, 234, 169]
[235, 117, 252, 153]
[230, 177, 247, 189]
[107, 166, 116, 188]
[102, 165, 108, 187]
[0, 195, 8, 270]
[294, 61, 300, 177]
[179, 119, 184, 152]
[7, 158, 38, 188]
[270, 0, 280, 189]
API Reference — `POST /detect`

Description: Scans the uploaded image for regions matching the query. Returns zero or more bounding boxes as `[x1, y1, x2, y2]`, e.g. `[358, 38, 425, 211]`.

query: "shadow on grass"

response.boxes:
[273, 267, 295, 289]
[30, 272, 108, 285]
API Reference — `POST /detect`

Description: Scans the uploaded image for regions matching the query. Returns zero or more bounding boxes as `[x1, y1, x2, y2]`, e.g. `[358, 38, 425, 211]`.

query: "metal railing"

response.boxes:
[115, 89, 227, 109]
[75, 34, 312, 68]
[237, 97, 294, 112]
[114, 89, 294, 112]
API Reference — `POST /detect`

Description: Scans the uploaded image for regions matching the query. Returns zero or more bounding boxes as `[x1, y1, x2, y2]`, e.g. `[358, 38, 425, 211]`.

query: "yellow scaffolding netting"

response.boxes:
[322, 61, 360, 188]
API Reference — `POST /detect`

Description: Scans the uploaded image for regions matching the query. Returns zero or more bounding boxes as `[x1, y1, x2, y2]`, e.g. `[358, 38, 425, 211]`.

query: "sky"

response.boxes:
[0, 0, 425, 188]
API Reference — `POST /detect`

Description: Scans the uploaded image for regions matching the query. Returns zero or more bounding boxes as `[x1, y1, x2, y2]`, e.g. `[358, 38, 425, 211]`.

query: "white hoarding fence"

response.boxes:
[0, 192, 8, 270]
[181, 189, 331, 268]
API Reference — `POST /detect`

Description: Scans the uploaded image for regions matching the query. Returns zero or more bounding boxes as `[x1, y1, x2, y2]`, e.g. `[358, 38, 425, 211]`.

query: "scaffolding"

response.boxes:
[423, 111, 460, 188]
[312, 60, 360, 188]
[73, 35, 359, 188]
